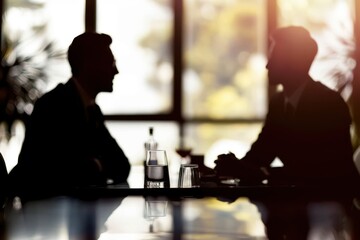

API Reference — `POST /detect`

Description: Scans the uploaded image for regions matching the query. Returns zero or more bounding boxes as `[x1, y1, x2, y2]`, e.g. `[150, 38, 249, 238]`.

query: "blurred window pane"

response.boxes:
[105, 121, 179, 166]
[184, 0, 268, 119]
[277, 0, 356, 100]
[2, 0, 85, 113]
[184, 123, 263, 168]
[96, 0, 173, 114]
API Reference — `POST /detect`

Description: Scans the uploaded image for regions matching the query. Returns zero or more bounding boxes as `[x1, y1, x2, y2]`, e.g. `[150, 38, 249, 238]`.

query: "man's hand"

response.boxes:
[214, 152, 268, 184]
[214, 152, 241, 178]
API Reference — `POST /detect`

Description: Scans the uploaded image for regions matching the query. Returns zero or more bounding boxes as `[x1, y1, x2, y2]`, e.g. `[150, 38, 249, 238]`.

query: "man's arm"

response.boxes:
[96, 126, 131, 184]
[214, 95, 282, 181]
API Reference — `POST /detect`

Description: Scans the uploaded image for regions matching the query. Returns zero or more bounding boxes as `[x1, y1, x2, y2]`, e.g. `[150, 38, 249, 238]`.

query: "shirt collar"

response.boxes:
[285, 80, 307, 109]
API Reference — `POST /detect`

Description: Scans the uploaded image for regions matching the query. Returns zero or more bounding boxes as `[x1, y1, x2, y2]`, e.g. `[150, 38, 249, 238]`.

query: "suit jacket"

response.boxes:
[241, 80, 359, 185]
[9, 79, 131, 194]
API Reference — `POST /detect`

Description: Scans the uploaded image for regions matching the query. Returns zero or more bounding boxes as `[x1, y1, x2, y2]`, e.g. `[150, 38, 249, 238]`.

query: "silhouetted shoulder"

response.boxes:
[32, 81, 80, 115]
[311, 81, 351, 123]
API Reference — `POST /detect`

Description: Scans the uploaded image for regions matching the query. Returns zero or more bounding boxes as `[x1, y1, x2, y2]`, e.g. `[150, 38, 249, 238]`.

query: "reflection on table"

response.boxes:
[5, 196, 267, 239]
[4, 185, 360, 240]
[1, 165, 359, 239]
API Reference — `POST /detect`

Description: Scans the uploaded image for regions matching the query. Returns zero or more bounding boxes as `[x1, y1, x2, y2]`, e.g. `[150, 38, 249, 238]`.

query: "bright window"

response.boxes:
[277, 0, 356, 100]
[184, 0, 268, 119]
[96, 0, 173, 114]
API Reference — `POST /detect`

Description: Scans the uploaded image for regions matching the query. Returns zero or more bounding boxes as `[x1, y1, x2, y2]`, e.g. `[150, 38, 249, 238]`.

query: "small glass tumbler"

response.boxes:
[178, 164, 200, 188]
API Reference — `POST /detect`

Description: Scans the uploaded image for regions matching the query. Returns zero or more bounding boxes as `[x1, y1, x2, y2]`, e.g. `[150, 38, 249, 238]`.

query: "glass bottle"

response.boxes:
[144, 127, 158, 166]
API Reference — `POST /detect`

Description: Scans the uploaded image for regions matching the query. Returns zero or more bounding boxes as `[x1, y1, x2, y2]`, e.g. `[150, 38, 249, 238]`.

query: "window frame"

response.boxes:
[84, 0, 275, 147]
[86, 0, 360, 147]
[1, 0, 358, 147]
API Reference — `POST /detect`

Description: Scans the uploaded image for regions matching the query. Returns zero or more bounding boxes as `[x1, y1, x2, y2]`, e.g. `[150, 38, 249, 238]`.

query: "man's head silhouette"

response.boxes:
[68, 32, 119, 98]
[266, 26, 318, 95]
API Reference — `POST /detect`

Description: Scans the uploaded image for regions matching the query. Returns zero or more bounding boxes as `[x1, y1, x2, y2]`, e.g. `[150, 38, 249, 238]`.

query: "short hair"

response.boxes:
[270, 26, 318, 69]
[67, 32, 113, 76]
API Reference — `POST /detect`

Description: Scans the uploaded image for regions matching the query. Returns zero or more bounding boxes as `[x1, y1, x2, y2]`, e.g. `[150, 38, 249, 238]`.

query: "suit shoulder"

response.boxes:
[311, 81, 351, 122]
[31, 83, 69, 117]
[312, 81, 343, 100]
[35, 83, 69, 107]
[38, 83, 66, 101]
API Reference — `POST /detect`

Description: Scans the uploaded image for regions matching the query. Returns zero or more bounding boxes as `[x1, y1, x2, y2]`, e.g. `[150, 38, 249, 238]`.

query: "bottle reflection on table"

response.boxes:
[143, 197, 168, 233]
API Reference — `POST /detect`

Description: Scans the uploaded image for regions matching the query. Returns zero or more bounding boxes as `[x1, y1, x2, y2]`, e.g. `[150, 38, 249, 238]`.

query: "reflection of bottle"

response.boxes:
[143, 196, 168, 233]
[144, 127, 158, 165]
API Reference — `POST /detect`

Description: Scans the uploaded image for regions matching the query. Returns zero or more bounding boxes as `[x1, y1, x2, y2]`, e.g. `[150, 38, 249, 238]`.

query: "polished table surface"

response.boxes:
[3, 166, 360, 240]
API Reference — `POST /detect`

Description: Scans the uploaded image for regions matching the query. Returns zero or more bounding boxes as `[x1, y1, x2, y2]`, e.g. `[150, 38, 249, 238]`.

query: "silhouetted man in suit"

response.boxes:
[215, 26, 359, 186]
[9, 32, 131, 196]
[214, 26, 360, 240]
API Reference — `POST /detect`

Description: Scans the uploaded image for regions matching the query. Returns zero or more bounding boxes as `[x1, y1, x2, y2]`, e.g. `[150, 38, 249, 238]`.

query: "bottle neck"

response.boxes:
[146, 128, 158, 150]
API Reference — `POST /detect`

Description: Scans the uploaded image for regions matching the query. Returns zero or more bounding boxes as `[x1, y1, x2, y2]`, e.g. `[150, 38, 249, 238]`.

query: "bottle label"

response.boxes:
[146, 181, 164, 188]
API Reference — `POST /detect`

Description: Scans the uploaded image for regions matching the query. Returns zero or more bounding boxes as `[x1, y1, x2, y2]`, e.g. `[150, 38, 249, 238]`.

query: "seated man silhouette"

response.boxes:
[215, 26, 360, 240]
[9, 32, 131, 196]
[215, 26, 359, 187]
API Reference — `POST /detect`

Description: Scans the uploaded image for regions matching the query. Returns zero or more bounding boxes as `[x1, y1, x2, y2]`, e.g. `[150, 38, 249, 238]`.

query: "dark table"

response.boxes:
[3, 166, 360, 240]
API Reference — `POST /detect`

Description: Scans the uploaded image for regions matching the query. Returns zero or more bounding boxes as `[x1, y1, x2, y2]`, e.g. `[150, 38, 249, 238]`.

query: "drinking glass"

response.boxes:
[144, 150, 170, 188]
[178, 164, 200, 188]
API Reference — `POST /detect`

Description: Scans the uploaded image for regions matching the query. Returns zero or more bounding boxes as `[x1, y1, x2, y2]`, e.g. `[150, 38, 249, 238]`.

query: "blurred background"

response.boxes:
[0, 0, 359, 173]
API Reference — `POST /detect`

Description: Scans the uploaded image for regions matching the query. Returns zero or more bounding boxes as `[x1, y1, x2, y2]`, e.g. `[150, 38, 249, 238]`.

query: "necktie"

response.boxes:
[284, 102, 295, 120]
